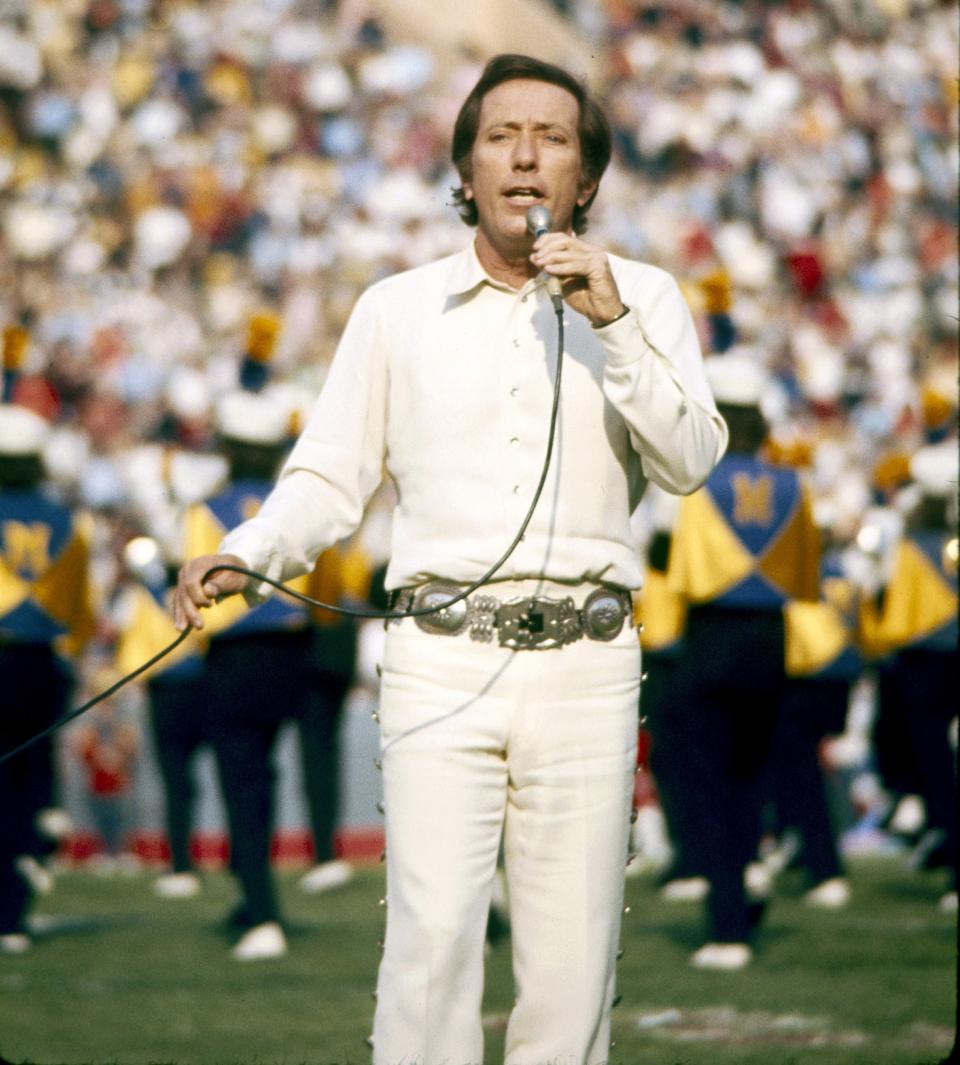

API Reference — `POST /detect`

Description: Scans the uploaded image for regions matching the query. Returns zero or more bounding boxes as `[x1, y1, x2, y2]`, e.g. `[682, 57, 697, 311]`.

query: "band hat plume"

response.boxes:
[3, 325, 29, 372]
[910, 441, 960, 498]
[0, 403, 50, 455]
[245, 311, 282, 363]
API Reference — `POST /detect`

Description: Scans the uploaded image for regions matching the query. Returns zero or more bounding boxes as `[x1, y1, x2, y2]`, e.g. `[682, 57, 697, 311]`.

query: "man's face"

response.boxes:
[462, 78, 595, 256]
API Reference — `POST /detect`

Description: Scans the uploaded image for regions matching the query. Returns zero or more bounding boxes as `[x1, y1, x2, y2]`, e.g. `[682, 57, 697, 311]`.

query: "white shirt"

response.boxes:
[221, 241, 727, 593]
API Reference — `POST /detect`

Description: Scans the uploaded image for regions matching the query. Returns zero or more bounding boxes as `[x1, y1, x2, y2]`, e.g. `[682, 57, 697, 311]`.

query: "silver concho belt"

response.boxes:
[388, 582, 632, 650]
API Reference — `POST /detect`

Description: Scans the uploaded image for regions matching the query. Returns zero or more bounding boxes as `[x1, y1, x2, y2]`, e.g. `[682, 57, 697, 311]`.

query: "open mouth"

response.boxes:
[503, 186, 545, 205]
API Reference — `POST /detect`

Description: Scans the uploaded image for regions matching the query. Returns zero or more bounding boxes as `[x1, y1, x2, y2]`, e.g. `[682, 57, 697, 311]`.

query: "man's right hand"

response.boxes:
[172, 553, 250, 632]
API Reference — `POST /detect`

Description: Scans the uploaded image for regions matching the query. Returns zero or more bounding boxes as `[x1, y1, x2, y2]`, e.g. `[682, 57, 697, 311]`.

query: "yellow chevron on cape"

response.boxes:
[182, 500, 310, 637]
[756, 488, 820, 601]
[116, 585, 206, 680]
[859, 539, 957, 659]
[638, 569, 687, 652]
[184, 501, 229, 560]
[309, 540, 372, 626]
[785, 601, 849, 677]
[32, 526, 96, 657]
[0, 557, 30, 617]
[667, 488, 755, 602]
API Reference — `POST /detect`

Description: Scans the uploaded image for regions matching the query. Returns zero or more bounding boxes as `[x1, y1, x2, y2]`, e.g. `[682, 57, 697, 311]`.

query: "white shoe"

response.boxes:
[761, 829, 801, 877]
[745, 861, 774, 900]
[690, 942, 752, 970]
[938, 891, 958, 914]
[660, 876, 709, 902]
[36, 807, 73, 841]
[16, 855, 54, 895]
[629, 805, 674, 875]
[0, 933, 32, 955]
[153, 873, 202, 899]
[804, 877, 851, 909]
[231, 922, 288, 961]
[298, 859, 354, 895]
[888, 794, 925, 836]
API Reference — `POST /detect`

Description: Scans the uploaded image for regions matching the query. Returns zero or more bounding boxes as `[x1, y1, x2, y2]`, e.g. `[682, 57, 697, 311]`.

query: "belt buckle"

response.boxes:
[581, 587, 627, 641]
[412, 582, 469, 636]
[497, 596, 581, 650]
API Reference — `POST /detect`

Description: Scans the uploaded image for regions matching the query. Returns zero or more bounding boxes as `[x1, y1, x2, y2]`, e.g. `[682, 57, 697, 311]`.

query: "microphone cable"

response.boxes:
[0, 300, 566, 766]
[0, 628, 194, 767]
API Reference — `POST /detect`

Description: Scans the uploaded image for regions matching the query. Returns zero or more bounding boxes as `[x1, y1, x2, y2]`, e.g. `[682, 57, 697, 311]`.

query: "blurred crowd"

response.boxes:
[0, 0, 956, 909]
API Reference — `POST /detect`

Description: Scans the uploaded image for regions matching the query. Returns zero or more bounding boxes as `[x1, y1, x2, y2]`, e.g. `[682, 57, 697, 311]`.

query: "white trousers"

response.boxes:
[372, 585, 641, 1065]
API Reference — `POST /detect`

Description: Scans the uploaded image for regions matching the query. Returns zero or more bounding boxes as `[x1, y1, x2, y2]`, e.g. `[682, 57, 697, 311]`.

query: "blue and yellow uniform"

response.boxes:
[667, 451, 819, 945]
[860, 523, 957, 888]
[0, 491, 94, 653]
[859, 529, 958, 661]
[185, 480, 369, 929]
[184, 480, 314, 929]
[1, 482, 94, 939]
[668, 453, 819, 612]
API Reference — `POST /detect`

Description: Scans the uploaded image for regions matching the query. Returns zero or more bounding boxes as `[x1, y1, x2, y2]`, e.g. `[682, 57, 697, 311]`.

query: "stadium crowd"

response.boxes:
[0, 0, 956, 961]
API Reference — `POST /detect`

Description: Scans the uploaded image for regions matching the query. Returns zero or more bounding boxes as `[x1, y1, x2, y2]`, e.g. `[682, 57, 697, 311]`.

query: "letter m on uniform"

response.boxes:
[2, 521, 52, 578]
[731, 472, 774, 527]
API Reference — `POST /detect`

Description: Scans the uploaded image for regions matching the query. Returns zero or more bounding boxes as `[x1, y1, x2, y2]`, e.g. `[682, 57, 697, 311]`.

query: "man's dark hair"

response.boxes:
[907, 494, 950, 533]
[220, 437, 287, 482]
[0, 454, 45, 488]
[450, 54, 612, 236]
[717, 403, 768, 456]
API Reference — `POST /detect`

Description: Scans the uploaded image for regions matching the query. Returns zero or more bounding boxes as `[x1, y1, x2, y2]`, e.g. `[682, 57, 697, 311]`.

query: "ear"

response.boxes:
[576, 177, 598, 208]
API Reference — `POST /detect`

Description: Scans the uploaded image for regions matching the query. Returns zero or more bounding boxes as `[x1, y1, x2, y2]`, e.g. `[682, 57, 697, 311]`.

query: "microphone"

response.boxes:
[526, 205, 563, 310]
[526, 204, 553, 240]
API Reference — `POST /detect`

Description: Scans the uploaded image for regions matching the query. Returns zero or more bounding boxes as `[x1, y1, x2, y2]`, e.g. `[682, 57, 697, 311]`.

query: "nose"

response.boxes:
[511, 130, 537, 171]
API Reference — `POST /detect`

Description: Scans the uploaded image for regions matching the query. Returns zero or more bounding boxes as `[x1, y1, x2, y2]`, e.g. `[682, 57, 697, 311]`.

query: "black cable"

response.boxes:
[0, 302, 566, 765]
[0, 628, 194, 766]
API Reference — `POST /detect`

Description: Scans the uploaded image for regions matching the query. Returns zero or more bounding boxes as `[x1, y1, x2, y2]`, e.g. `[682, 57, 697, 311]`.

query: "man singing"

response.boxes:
[174, 53, 726, 1065]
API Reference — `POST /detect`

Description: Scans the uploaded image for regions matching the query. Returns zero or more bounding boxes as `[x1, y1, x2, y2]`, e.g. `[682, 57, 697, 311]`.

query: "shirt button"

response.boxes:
[510, 436, 519, 446]
[510, 387, 519, 397]
[512, 338, 519, 348]
[513, 485, 520, 494]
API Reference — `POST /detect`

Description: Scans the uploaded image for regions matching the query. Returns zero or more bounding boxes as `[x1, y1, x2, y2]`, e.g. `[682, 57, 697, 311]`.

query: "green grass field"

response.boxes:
[0, 856, 954, 1065]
